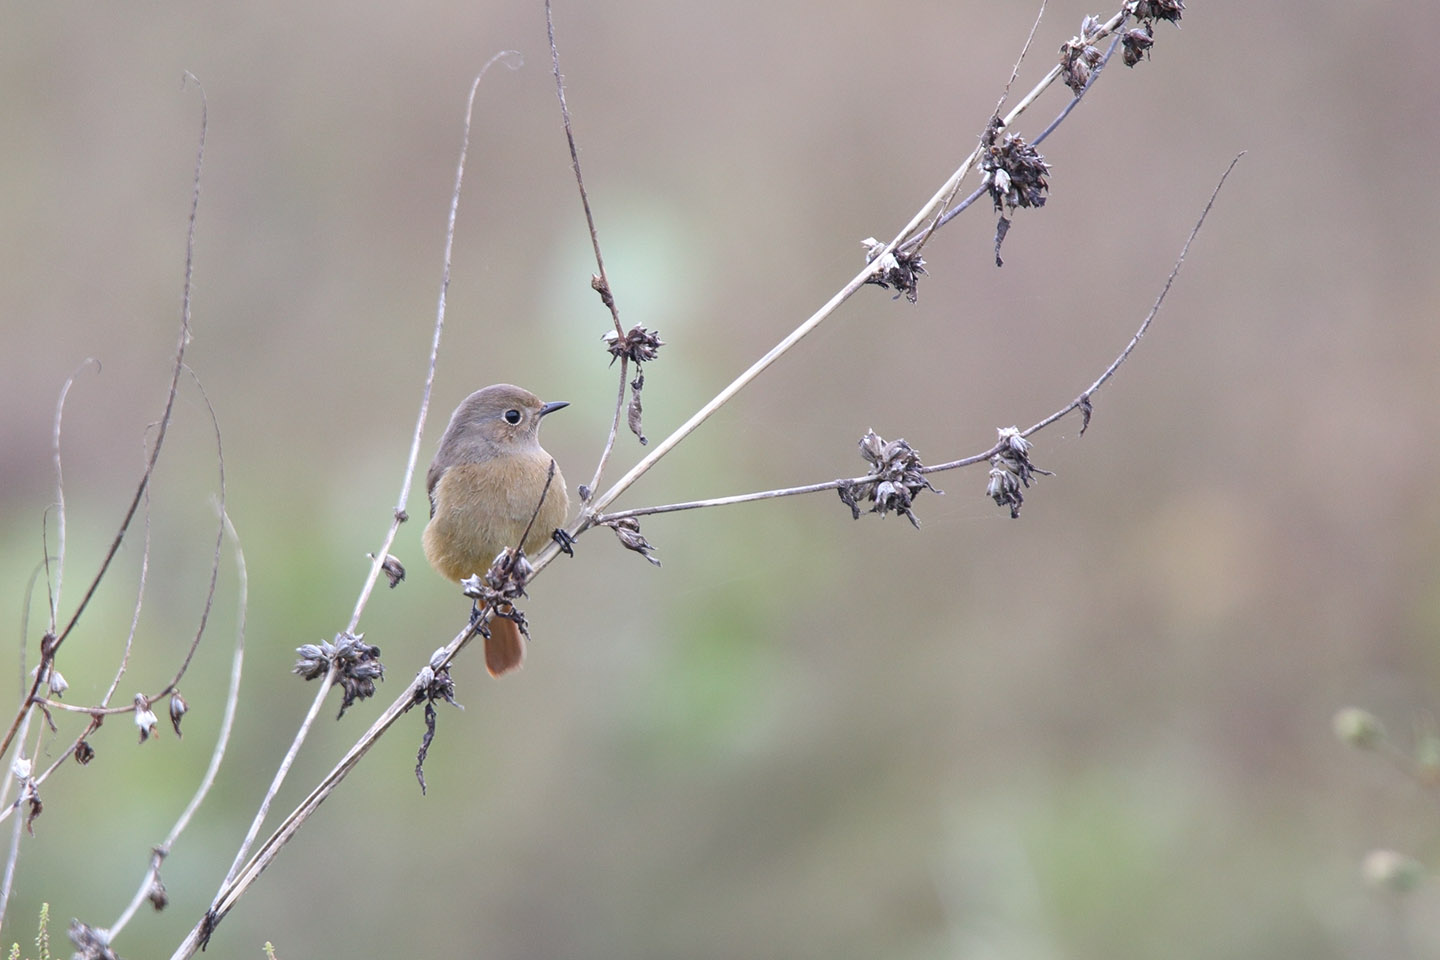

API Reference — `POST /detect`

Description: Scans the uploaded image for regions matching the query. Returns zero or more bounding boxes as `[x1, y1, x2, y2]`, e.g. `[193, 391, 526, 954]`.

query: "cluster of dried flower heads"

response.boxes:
[838, 430, 941, 528]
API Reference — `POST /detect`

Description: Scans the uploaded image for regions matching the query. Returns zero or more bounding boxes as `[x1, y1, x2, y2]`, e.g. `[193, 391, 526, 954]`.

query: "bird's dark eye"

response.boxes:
[504, 409, 522, 425]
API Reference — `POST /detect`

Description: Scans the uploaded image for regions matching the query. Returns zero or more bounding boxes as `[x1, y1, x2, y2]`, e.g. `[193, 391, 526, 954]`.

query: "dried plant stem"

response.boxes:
[101, 472, 151, 708]
[601, 156, 1243, 522]
[0, 780, 21, 934]
[108, 508, 247, 941]
[584, 355, 628, 498]
[217, 673, 334, 898]
[546, 0, 623, 338]
[169, 658, 438, 960]
[1018, 152, 1245, 439]
[548, 0, 634, 498]
[0, 712, 39, 933]
[151, 368, 226, 699]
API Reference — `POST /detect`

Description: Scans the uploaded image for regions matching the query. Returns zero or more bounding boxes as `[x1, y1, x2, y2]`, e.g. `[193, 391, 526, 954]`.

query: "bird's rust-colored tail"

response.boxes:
[484, 611, 525, 677]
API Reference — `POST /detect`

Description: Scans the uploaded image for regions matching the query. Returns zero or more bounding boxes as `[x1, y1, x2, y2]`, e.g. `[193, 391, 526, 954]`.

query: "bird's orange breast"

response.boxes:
[422, 455, 568, 582]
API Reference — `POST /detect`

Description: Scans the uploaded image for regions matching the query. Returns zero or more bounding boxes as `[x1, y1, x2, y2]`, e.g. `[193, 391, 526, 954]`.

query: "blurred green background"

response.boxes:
[3, 1, 1439, 957]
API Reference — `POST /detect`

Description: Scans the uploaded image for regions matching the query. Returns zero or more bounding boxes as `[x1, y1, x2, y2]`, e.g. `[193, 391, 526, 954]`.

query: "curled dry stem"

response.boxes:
[45, 358, 100, 632]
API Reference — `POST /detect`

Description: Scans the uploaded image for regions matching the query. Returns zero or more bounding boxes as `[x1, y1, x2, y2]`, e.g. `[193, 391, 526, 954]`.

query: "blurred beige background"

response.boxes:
[3, 2, 1438, 958]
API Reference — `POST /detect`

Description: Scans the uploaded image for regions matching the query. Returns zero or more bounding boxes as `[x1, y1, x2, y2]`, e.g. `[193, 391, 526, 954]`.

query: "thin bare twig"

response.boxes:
[584, 354, 628, 498]
[109, 508, 247, 941]
[0, 73, 207, 765]
[514, 460, 558, 554]
[1019, 152, 1244, 439]
[548, 0, 636, 498]
[999, 1, 1048, 115]
[0, 773, 23, 934]
[0, 710, 38, 932]
[216, 673, 334, 901]
[45, 358, 100, 632]
[546, 0, 622, 338]
[151, 368, 226, 699]
[102, 442, 153, 708]
[912, 0, 1049, 256]
[345, 51, 520, 637]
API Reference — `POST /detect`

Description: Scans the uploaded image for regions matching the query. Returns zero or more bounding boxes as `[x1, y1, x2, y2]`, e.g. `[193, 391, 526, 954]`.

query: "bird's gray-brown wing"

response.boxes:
[425, 459, 446, 519]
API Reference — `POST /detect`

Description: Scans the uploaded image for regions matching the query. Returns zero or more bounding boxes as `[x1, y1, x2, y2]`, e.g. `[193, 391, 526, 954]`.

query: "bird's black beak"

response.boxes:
[539, 401, 569, 418]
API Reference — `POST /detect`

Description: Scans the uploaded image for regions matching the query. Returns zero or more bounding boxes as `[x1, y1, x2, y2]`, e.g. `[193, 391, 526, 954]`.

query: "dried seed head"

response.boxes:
[293, 633, 386, 719]
[18, 775, 41, 834]
[861, 237, 928, 303]
[11, 755, 31, 780]
[293, 642, 331, 680]
[69, 920, 120, 960]
[837, 429, 941, 528]
[74, 738, 96, 765]
[169, 691, 189, 738]
[1130, 0, 1184, 24]
[1059, 31, 1104, 94]
[979, 133, 1050, 213]
[134, 693, 159, 743]
[603, 324, 665, 365]
[1122, 22, 1155, 66]
[148, 875, 169, 911]
[465, 547, 533, 605]
[413, 655, 461, 794]
[413, 659, 458, 710]
[604, 516, 662, 566]
[371, 553, 406, 588]
[987, 427, 1053, 519]
[31, 662, 69, 699]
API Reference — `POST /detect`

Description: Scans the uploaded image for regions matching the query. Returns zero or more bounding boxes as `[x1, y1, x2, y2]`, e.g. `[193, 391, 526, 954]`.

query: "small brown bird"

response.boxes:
[423, 384, 569, 677]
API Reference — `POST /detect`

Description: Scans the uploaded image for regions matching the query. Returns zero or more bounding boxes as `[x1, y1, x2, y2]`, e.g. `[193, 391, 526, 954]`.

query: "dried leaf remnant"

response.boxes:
[604, 324, 665, 445]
